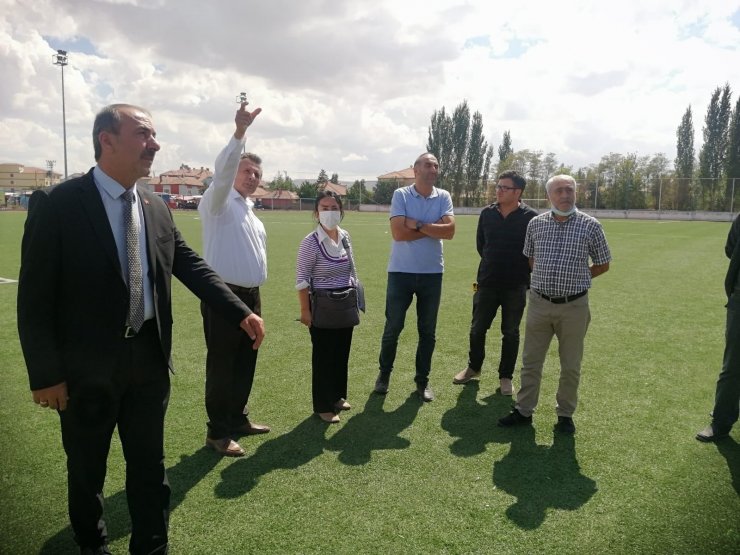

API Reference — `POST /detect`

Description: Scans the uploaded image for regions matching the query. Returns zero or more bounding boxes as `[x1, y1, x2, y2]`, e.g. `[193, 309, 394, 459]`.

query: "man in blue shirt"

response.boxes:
[375, 153, 455, 402]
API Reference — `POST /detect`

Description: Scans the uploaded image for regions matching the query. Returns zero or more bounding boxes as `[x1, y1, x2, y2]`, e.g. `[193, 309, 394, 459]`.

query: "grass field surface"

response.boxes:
[0, 209, 738, 554]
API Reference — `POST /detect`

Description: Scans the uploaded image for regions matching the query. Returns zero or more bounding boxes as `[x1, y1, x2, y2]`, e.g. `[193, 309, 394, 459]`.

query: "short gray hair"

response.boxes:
[92, 104, 151, 161]
[545, 174, 577, 194]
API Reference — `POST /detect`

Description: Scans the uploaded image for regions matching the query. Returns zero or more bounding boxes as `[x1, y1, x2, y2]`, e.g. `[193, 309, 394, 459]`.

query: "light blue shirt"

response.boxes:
[387, 184, 454, 274]
[93, 166, 155, 321]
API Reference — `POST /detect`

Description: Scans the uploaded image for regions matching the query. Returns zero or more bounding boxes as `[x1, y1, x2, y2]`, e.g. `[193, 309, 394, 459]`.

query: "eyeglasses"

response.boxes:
[495, 185, 519, 192]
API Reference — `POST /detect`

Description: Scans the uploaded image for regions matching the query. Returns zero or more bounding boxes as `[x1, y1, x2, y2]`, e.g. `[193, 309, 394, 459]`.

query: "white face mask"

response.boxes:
[551, 205, 576, 217]
[318, 210, 341, 230]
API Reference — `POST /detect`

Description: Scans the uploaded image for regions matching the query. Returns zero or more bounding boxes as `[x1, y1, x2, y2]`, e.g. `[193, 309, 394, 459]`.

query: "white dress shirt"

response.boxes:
[198, 136, 267, 288]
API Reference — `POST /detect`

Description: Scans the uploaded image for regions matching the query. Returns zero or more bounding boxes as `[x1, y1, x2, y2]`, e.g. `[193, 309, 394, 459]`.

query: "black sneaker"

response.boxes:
[374, 372, 390, 394]
[555, 416, 576, 434]
[498, 408, 532, 427]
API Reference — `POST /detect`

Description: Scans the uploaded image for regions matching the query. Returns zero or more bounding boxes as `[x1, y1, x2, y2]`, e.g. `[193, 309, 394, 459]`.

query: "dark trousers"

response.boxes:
[309, 325, 353, 413]
[712, 294, 740, 434]
[59, 319, 170, 554]
[201, 285, 260, 440]
[468, 284, 527, 379]
[379, 272, 443, 385]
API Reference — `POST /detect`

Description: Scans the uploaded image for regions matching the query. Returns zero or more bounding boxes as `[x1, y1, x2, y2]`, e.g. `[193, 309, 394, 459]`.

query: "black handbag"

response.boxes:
[309, 233, 364, 329]
[310, 287, 360, 328]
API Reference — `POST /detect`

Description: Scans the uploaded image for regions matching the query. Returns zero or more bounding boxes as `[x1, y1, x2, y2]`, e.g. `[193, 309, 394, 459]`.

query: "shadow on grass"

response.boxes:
[716, 437, 740, 495]
[39, 447, 220, 553]
[440, 381, 514, 456]
[326, 392, 423, 465]
[215, 416, 327, 498]
[493, 427, 597, 530]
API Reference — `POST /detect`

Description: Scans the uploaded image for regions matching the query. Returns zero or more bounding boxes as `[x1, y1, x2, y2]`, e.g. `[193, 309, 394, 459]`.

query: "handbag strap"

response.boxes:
[341, 233, 359, 284]
[309, 231, 357, 292]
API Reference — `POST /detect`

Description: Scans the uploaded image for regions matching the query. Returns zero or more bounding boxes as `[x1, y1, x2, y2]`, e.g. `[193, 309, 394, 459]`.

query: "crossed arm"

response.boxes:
[390, 215, 455, 241]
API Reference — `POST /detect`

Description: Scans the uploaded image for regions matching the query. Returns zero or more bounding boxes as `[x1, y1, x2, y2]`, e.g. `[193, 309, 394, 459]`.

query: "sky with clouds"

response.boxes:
[1, 0, 739, 182]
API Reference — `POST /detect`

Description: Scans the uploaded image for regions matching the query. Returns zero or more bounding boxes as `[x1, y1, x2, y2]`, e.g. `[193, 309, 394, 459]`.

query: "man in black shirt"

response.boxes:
[453, 170, 538, 395]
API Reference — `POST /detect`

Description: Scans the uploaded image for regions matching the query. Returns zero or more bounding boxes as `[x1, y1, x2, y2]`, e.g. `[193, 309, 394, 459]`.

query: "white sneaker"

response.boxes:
[499, 378, 513, 396]
[453, 367, 481, 384]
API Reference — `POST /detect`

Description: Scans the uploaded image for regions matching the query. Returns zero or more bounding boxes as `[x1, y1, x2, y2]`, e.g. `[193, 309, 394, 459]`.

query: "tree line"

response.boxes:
[266, 168, 371, 205]
[266, 85, 740, 211]
[422, 88, 740, 211]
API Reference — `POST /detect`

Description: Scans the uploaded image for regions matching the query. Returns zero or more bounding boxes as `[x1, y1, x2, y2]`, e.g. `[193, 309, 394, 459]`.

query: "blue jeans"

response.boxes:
[379, 272, 443, 385]
[468, 284, 527, 379]
[712, 294, 740, 434]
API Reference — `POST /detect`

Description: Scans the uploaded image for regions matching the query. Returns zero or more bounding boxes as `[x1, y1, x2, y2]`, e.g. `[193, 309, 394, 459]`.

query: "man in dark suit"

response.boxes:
[17, 103, 264, 555]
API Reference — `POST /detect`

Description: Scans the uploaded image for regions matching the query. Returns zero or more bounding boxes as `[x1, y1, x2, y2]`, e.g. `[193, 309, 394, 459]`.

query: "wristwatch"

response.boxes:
[415, 221, 424, 231]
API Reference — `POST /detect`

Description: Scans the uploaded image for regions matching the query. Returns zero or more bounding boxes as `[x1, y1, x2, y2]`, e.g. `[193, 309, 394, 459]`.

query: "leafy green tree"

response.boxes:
[316, 169, 329, 185]
[426, 107, 454, 190]
[462, 111, 488, 206]
[298, 180, 318, 199]
[699, 84, 732, 209]
[597, 152, 626, 209]
[497, 131, 513, 174]
[373, 178, 400, 205]
[642, 153, 670, 209]
[330, 173, 339, 184]
[724, 96, 740, 210]
[448, 101, 470, 203]
[348, 179, 369, 204]
[269, 171, 295, 192]
[675, 105, 694, 210]
[427, 100, 495, 204]
[615, 153, 644, 210]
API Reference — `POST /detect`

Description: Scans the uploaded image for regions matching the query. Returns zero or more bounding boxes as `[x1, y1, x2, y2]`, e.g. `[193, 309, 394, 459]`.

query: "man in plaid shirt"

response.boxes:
[498, 175, 611, 434]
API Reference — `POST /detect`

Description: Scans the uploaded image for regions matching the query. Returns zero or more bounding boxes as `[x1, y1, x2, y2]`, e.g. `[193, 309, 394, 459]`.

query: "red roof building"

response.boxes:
[377, 167, 415, 186]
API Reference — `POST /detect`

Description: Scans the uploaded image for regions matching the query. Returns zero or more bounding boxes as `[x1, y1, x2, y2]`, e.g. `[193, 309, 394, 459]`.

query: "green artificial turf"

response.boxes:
[0, 209, 737, 554]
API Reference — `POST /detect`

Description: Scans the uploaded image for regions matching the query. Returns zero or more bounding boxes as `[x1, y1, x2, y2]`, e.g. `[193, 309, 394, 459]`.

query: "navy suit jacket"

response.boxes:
[17, 169, 250, 390]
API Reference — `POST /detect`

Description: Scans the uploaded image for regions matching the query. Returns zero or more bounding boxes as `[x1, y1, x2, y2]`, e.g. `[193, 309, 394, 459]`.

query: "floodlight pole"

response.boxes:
[53, 50, 69, 179]
[594, 173, 599, 209]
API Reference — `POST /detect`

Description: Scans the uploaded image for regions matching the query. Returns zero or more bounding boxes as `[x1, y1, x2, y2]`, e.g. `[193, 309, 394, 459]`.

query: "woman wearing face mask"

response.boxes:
[296, 191, 358, 423]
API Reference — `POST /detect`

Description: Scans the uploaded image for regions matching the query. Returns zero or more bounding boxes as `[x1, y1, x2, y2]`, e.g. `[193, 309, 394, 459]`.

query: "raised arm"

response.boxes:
[202, 102, 262, 215]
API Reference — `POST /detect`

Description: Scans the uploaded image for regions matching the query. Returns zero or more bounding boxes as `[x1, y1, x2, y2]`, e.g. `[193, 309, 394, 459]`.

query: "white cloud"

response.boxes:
[1, 0, 739, 180]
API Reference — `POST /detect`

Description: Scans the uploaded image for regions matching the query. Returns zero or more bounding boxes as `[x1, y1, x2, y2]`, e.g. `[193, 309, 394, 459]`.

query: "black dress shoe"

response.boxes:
[498, 408, 532, 427]
[555, 416, 576, 434]
[417, 384, 434, 402]
[696, 424, 728, 443]
[374, 372, 390, 394]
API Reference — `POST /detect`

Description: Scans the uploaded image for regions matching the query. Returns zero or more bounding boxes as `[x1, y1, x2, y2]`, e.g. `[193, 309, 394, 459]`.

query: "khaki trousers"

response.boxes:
[515, 291, 591, 418]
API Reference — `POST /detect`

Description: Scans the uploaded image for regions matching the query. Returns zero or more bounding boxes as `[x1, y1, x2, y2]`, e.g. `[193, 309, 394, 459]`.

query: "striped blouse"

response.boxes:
[296, 226, 357, 290]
